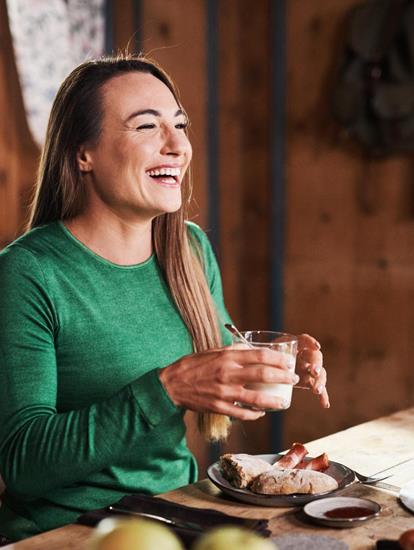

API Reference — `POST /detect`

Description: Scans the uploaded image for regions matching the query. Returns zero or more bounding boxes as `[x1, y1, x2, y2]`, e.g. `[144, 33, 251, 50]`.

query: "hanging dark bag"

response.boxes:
[332, 0, 414, 156]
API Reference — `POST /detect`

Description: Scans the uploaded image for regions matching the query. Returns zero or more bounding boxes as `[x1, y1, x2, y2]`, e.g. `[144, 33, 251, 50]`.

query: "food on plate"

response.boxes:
[399, 529, 414, 550]
[296, 452, 329, 471]
[87, 516, 184, 550]
[272, 442, 308, 469]
[192, 525, 277, 550]
[219, 443, 337, 495]
[250, 468, 338, 495]
[219, 454, 272, 488]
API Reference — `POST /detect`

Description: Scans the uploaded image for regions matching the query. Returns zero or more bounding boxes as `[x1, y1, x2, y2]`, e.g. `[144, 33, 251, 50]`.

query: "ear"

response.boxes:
[77, 146, 93, 173]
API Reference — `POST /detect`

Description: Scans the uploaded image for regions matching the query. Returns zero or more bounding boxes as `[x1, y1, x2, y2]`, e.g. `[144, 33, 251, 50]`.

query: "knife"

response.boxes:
[108, 505, 204, 532]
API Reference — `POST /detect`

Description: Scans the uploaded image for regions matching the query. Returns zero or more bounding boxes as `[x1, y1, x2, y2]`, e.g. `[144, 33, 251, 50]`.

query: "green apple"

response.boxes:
[88, 516, 185, 550]
[193, 526, 277, 550]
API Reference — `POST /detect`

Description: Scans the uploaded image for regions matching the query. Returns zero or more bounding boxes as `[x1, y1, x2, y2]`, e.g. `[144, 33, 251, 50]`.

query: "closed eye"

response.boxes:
[136, 123, 156, 130]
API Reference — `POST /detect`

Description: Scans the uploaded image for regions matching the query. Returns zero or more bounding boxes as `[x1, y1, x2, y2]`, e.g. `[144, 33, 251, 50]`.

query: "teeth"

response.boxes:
[146, 167, 181, 177]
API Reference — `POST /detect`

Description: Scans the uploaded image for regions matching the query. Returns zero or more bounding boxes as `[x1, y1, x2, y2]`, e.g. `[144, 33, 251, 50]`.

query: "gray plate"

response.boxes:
[207, 453, 355, 507]
[303, 496, 381, 528]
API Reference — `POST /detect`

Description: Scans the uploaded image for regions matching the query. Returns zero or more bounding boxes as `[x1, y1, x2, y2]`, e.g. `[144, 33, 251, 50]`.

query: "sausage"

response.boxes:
[297, 452, 329, 472]
[273, 443, 308, 469]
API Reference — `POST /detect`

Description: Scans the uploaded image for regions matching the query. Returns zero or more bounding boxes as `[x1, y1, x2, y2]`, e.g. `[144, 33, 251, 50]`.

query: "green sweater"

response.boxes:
[0, 221, 231, 541]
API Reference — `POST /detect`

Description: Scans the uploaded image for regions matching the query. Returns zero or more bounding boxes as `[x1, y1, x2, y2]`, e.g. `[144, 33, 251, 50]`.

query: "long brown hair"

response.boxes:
[27, 54, 230, 440]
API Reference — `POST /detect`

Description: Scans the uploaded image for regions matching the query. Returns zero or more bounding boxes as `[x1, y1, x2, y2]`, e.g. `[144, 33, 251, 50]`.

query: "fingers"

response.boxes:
[196, 391, 289, 420]
[194, 359, 296, 388]
[297, 333, 321, 351]
[296, 368, 329, 409]
[296, 348, 323, 379]
[161, 343, 327, 417]
[182, 390, 273, 420]
[224, 347, 295, 370]
[294, 337, 330, 409]
[301, 366, 329, 408]
[298, 356, 325, 389]
[212, 398, 267, 420]
[308, 366, 327, 395]
[227, 364, 299, 386]
[319, 386, 330, 409]
[227, 406, 266, 421]
[176, 375, 292, 417]
[237, 387, 291, 411]
[217, 338, 330, 410]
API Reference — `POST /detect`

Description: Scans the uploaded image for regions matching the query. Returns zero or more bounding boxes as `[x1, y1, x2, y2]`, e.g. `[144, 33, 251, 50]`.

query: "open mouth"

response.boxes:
[146, 167, 181, 186]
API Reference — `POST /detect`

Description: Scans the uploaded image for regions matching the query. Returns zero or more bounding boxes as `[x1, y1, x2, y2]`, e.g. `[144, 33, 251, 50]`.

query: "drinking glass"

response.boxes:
[232, 330, 298, 410]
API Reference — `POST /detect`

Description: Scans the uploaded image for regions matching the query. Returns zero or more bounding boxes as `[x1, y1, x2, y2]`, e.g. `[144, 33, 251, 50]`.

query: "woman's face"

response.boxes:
[79, 71, 192, 223]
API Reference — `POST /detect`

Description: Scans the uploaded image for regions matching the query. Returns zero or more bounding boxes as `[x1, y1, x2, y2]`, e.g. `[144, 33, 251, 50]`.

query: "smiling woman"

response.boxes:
[0, 54, 328, 543]
[71, 71, 192, 232]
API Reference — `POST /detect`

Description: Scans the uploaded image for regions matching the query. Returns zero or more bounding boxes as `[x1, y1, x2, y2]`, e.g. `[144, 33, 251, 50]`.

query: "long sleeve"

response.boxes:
[0, 245, 180, 498]
[0, 221, 225, 539]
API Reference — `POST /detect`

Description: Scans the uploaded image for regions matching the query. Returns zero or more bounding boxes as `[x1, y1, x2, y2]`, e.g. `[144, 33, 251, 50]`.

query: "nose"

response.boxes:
[160, 126, 192, 158]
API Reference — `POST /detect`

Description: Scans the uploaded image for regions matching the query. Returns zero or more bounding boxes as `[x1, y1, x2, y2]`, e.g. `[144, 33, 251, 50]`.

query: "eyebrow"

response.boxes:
[125, 108, 185, 123]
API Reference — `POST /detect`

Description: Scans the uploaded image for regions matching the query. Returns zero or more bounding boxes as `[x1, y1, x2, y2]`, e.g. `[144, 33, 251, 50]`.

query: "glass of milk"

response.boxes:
[232, 331, 298, 410]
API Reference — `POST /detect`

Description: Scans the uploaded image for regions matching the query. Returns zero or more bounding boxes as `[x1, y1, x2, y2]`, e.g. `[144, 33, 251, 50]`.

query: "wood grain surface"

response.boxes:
[5, 407, 414, 549]
[283, 0, 414, 449]
[0, 0, 38, 245]
[216, 0, 274, 458]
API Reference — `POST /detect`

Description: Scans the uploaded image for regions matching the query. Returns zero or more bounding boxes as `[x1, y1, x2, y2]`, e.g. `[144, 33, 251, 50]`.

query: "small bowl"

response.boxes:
[303, 496, 381, 528]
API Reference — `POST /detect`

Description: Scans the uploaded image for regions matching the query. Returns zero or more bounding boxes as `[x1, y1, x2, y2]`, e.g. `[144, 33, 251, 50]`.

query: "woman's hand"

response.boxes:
[158, 348, 300, 421]
[295, 334, 329, 408]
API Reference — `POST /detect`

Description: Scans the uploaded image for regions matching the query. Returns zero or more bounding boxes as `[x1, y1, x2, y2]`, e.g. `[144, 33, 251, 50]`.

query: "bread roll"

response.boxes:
[250, 468, 338, 495]
[219, 454, 272, 489]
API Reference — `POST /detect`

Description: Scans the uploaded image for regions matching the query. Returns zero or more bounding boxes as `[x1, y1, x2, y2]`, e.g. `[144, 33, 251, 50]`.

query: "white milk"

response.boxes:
[245, 353, 296, 409]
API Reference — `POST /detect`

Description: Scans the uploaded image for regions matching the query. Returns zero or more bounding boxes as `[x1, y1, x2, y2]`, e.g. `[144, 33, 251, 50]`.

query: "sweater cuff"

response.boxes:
[130, 368, 180, 428]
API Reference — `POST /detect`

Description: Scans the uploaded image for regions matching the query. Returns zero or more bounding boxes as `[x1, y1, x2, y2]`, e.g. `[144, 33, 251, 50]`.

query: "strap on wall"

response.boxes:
[270, 0, 286, 452]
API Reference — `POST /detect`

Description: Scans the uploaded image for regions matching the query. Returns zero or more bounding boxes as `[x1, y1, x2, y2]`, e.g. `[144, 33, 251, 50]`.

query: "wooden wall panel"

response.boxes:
[217, 0, 243, 326]
[237, 0, 272, 333]
[112, 0, 136, 53]
[218, 0, 273, 455]
[283, 0, 414, 446]
[0, 0, 38, 246]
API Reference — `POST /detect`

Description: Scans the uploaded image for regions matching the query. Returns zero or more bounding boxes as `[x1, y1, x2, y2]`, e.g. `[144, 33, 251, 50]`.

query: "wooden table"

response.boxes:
[5, 407, 414, 549]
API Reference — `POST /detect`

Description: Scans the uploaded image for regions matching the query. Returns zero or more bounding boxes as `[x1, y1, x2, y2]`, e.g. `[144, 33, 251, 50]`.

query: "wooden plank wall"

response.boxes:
[0, 0, 38, 246]
[2, 0, 414, 477]
[283, 0, 414, 445]
[217, 0, 273, 456]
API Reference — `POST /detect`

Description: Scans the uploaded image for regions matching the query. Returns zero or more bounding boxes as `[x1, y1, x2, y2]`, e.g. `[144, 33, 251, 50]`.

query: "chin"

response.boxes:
[159, 197, 183, 214]
[162, 204, 182, 215]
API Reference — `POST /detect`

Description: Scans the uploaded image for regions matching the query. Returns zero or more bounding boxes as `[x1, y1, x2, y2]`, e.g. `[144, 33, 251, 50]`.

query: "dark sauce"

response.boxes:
[324, 506, 375, 519]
